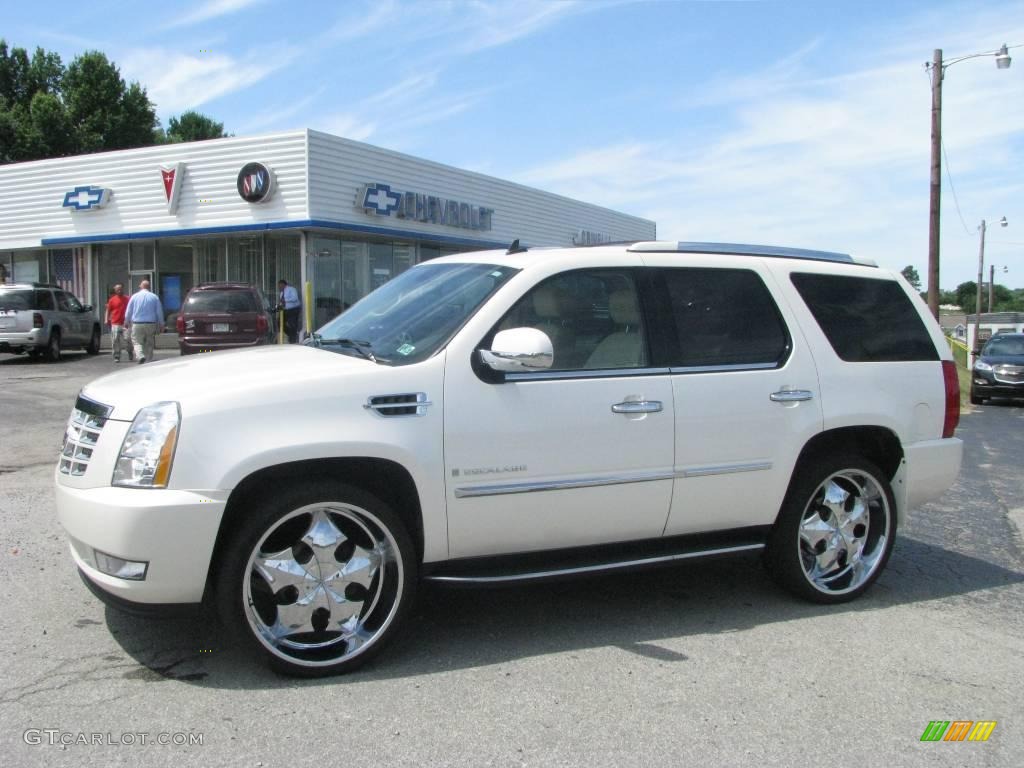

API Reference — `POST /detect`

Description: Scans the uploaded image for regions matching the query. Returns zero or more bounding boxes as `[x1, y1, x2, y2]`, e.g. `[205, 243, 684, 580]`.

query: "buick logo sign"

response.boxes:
[236, 162, 274, 203]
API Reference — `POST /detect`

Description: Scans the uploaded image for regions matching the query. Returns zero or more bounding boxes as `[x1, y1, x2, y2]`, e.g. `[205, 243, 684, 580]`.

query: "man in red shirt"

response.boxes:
[104, 283, 134, 362]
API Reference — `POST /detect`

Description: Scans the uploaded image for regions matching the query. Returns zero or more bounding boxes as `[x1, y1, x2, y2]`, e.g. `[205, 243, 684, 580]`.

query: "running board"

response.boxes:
[423, 527, 769, 586]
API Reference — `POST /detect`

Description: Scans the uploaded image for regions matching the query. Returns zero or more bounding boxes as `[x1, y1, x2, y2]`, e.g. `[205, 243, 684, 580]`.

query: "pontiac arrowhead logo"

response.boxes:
[62, 185, 111, 211]
[160, 163, 185, 214]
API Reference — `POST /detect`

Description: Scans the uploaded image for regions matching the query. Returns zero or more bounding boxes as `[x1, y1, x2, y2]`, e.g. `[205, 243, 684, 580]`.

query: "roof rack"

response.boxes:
[627, 241, 875, 267]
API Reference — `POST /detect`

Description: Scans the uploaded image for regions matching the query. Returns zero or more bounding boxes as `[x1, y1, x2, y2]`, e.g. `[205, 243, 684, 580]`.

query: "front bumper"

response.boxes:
[55, 476, 228, 605]
[971, 375, 1024, 400]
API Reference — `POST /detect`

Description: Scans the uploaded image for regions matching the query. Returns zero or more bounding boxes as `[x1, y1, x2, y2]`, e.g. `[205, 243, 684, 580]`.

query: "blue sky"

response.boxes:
[5, 0, 1023, 289]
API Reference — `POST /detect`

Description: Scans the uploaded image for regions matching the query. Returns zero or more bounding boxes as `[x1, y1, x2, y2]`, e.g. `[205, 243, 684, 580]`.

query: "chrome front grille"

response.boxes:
[994, 365, 1024, 385]
[59, 396, 111, 476]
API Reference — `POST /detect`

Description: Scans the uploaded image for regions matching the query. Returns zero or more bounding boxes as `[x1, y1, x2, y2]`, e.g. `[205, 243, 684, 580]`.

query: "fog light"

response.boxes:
[974, 378, 988, 385]
[93, 550, 148, 580]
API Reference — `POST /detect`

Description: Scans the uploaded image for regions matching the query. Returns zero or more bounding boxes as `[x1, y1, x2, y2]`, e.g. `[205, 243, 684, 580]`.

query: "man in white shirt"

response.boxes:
[278, 279, 301, 343]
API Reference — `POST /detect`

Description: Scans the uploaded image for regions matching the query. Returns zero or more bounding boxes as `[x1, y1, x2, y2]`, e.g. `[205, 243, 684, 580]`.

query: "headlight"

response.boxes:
[112, 402, 180, 488]
[974, 361, 993, 372]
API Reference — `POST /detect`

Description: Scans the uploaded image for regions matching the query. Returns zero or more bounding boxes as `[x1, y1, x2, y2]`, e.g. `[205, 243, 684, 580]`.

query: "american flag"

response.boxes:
[52, 248, 87, 299]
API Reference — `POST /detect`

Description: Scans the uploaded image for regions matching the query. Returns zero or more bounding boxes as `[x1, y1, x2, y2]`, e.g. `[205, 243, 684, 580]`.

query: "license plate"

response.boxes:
[212, 323, 230, 333]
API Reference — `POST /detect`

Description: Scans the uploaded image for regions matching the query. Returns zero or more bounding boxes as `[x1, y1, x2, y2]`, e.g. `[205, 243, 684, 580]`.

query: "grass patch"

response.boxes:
[956, 364, 971, 408]
[946, 336, 972, 407]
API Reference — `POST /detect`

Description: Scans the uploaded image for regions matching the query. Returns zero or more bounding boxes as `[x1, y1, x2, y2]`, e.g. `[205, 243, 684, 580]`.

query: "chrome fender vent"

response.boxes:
[365, 393, 432, 417]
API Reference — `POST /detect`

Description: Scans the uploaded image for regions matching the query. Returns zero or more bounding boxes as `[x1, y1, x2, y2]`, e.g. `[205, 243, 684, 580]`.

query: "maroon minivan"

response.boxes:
[176, 283, 274, 355]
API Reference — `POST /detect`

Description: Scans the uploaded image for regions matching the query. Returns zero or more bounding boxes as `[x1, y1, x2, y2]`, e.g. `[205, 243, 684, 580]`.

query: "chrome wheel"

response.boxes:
[797, 468, 891, 596]
[767, 455, 896, 604]
[238, 497, 410, 672]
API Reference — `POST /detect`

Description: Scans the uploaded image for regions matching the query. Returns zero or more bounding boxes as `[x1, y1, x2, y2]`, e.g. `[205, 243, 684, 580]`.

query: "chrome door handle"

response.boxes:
[611, 400, 663, 414]
[770, 389, 814, 403]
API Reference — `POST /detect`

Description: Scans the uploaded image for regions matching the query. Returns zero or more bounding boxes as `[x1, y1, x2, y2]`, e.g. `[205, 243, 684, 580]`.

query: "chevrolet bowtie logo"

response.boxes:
[360, 183, 402, 215]
[63, 185, 111, 211]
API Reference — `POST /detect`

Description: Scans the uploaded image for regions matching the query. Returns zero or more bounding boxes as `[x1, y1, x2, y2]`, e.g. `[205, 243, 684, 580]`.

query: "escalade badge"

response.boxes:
[452, 465, 527, 478]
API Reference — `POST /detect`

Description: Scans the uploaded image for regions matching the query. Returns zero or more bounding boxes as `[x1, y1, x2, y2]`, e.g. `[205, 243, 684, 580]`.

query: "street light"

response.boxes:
[973, 216, 1008, 366]
[926, 44, 1013, 320]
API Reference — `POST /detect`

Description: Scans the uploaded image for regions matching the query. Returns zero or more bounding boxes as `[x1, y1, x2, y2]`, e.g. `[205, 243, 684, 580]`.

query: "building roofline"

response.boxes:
[41, 218, 511, 250]
[0, 129, 309, 173]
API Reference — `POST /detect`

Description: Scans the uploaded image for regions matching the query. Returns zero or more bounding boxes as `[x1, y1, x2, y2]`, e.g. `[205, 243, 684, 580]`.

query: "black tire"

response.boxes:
[86, 325, 101, 355]
[215, 480, 417, 677]
[45, 330, 61, 362]
[766, 454, 896, 604]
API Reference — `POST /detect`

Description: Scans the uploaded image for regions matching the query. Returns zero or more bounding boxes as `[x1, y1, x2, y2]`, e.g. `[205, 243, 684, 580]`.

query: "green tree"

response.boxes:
[901, 265, 922, 291]
[0, 39, 227, 164]
[162, 110, 227, 143]
[63, 50, 157, 153]
[954, 282, 978, 314]
[0, 96, 19, 162]
[24, 91, 75, 157]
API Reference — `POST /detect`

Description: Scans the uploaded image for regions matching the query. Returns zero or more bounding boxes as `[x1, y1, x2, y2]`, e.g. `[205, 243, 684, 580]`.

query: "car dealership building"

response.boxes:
[0, 129, 655, 329]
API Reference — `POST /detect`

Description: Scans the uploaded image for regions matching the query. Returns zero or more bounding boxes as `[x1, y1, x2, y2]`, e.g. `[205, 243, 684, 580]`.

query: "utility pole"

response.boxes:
[989, 264, 995, 312]
[925, 44, 1012, 322]
[974, 219, 986, 364]
[927, 49, 943, 320]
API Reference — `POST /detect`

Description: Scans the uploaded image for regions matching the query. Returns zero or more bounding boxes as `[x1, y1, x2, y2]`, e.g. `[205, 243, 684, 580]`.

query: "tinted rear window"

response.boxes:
[790, 273, 938, 362]
[0, 288, 36, 310]
[185, 290, 258, 313]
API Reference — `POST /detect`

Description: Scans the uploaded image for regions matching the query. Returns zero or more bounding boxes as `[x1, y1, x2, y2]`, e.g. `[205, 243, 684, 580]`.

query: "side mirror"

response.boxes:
[480, 327, 553, 373]
[80, 304, 93, 312]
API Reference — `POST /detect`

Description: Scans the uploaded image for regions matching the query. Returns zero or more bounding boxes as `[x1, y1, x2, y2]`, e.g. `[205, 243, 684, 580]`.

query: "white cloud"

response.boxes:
[314, 113, 377, 144]
[513, 9, 1024, 289]
[164, 0, 265, 29]
[120, 47, 296, 115]
[453, 0, 590, 55]
[238, 86, 329, 133]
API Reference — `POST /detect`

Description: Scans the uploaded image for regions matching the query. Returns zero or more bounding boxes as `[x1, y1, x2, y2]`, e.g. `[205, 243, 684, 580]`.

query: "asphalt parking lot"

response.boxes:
[1, 349, 1022, 767]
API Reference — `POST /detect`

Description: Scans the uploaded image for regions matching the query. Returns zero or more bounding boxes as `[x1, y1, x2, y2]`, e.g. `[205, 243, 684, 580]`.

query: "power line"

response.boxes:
[940, 136, 975, 237]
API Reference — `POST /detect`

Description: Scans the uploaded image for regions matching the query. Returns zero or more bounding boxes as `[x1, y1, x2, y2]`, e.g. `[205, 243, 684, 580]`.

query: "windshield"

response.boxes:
[312, 262, 518, 365]
[983, 336, 1024, 357]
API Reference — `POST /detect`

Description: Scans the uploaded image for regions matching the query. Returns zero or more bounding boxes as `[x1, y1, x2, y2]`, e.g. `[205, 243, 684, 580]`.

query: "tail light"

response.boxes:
[941, 360, 960, 438]
[176, 315, 185, 334]
[33, 312, 43, 328]
[256, 315, 268, 335]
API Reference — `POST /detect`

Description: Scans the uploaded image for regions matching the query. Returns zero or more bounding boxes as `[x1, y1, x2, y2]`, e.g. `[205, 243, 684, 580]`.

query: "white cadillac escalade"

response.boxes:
[55, 241, 963, 676]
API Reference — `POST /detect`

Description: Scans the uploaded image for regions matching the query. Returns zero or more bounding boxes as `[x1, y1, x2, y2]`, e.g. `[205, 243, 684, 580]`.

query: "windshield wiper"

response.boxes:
[315, 337, 377, 362]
